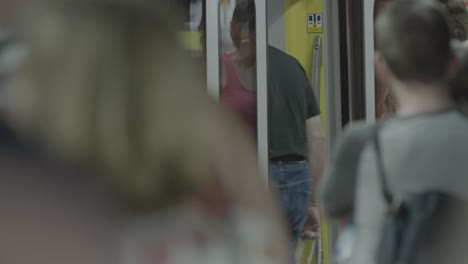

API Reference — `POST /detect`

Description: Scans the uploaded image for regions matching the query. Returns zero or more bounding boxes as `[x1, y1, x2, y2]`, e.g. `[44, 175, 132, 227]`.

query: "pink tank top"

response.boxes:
[221, 54, 257, 139]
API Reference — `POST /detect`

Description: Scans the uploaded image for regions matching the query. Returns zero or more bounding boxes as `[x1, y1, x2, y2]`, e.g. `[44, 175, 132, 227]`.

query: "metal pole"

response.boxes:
[206, 0, 220, 100]
[255, 0, 269, 183]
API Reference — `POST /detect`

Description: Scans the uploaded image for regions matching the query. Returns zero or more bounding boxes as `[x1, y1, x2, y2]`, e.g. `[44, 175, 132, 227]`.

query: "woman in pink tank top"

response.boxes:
[220, 0, 257, 140]
[221, 53, 257, 138]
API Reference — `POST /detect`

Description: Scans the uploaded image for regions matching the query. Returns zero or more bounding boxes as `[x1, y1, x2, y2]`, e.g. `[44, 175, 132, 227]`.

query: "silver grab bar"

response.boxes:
[311, 35, 324, 264]
[311, 35, 323, 105]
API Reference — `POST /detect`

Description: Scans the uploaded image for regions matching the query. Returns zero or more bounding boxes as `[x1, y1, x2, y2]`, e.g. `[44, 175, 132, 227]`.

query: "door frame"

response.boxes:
[205, 0, 270, 182]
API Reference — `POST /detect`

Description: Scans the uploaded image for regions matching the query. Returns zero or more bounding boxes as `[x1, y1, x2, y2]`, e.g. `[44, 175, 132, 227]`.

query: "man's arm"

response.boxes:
[302, 115, 326, 239]
[306, 115, 327, 198]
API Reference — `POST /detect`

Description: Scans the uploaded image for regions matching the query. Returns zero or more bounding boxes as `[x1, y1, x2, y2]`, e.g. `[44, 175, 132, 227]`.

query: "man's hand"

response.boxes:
[301, 202, 321, 240]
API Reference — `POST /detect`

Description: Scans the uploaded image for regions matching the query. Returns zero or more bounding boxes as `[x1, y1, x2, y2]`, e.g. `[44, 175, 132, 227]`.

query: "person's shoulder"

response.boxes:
[340, 121, 376, 144]
[267, 45, 284, 56]
[268, 45, 300, 65]
[330, 121, 378, 162]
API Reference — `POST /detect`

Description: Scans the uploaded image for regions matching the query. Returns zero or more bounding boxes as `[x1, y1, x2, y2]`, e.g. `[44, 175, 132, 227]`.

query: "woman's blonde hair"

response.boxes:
[19, 0, 260, 209]
[14, 3, 291, 259]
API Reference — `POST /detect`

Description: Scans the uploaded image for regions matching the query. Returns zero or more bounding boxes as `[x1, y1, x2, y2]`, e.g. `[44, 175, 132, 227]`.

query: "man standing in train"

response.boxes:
[267, 43, 326, 246]
[199, 0, 327, 253]
[230, 0, 326, 249]
[228, 0, 326, 248]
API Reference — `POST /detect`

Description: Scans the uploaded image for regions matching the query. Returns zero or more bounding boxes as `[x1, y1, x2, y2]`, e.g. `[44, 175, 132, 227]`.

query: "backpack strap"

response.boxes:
[372, 123, 393, 206]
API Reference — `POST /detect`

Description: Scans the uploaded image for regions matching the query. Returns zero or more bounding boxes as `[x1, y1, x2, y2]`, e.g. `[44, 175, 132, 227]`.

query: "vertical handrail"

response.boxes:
[311, 43, 324, 264]
[311, 35, 323, 103]
[324, 0, 344, 262]
[325, 0, 344, 149]
[206, 0, 220, 101]
[256, 0, 269, 183]
[364, 0, 376, 122]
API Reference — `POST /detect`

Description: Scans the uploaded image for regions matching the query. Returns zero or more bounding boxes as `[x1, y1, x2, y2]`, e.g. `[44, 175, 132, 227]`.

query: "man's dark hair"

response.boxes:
[438, 0, 468, 41]
[376, 0, 452, 83]
[230, 0, 256, 49]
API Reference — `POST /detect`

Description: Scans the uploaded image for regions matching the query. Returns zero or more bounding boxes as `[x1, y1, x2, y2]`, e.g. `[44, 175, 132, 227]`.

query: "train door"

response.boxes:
[325, 0, 376, 260]
[203, 0, 270, 178]
[339, 0, 376, 124]
[270, 1, 332, 263]
[199, 0, 354, 263]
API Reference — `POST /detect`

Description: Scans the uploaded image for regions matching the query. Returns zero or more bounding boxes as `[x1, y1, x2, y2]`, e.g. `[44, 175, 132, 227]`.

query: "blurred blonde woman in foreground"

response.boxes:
[4, 0, 290, 263]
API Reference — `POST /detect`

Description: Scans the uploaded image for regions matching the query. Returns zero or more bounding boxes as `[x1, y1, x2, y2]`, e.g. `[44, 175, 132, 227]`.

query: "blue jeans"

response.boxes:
[270, 161, 312, 248]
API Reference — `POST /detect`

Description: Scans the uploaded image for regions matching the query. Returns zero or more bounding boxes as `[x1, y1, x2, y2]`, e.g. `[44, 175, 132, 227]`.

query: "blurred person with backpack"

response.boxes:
[322, 0, 468, 263]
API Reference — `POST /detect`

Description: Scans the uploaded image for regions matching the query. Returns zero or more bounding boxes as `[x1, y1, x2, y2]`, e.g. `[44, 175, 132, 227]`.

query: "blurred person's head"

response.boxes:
[379, 0, 468, 118]
[230, 0, 256, 66]
[12, 0, 241, 210]
[13, 0, 284, 219]
[375, 0, 459, 115]
[375, 0, 454, 85]
[4, 1, 290, 262]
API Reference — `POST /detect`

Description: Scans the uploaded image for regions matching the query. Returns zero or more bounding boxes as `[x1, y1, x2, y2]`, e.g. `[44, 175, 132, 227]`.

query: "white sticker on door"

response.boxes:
[307, 13, 323, 33]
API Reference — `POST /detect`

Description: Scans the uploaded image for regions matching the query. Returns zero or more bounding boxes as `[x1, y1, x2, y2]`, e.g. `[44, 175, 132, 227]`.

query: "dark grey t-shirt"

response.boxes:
[267, 46, 320, 159]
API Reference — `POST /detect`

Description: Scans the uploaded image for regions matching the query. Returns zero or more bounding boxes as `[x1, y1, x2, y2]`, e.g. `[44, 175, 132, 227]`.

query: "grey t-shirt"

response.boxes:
[335, 109, 468, 264]
[320, 120, 374, 218]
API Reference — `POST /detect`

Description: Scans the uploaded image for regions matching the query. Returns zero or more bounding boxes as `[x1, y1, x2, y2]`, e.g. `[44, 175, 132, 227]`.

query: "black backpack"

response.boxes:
[372, 124, 449, 264]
